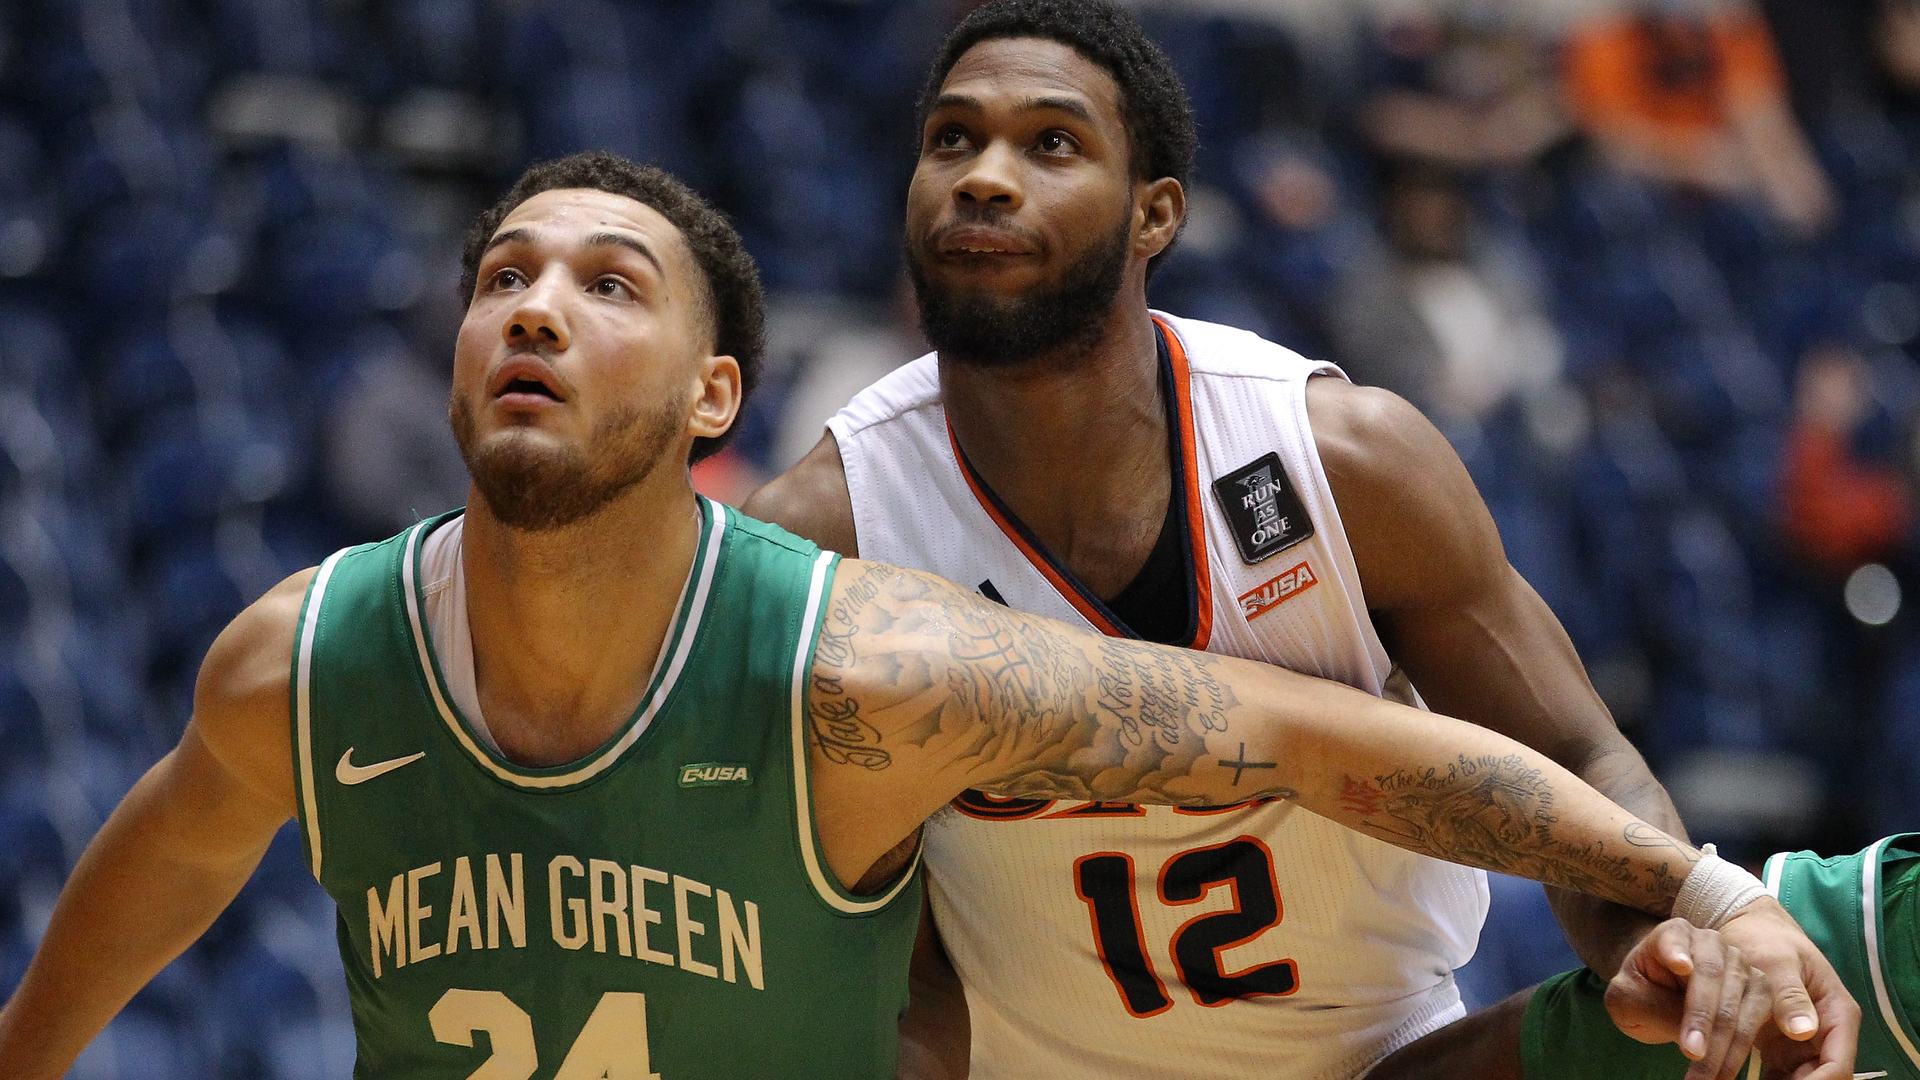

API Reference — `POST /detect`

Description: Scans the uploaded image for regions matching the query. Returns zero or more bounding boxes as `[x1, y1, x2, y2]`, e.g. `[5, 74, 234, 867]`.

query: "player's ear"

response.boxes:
[687, 352, 741, 442]
[1135, 176, 1184, 261]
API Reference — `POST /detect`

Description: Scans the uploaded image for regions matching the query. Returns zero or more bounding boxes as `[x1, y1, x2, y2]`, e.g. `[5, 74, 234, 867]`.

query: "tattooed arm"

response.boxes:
[806, 559, 1702, 917]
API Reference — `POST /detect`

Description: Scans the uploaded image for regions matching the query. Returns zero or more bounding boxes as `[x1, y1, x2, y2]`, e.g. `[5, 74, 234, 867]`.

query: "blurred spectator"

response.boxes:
[1778, 342, 1912, 575]
[1756, 0, 1876, 126]
[1360, 13, 1571, 174]
[690, 446, 764, 508]
[1561, 0, 1837, 238]
[324, 331, 468, 539]
[769, 286, 922, 476]
[1874, 0, 1920, 135]
[1883, 0, 1920, 95]
[1329, 164, 1565, 424]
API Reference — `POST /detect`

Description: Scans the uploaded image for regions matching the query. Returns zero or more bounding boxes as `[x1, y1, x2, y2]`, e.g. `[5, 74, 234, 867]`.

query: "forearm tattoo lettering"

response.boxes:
[1337, 755, 1697, 912]
[807, 564, 1245, 804]
[808, 564, 1695, 913]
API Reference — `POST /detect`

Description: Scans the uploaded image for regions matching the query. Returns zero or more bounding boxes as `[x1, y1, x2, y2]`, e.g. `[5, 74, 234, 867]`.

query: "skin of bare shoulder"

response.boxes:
[184, 567, 314, 822]
[1304, 377, 1511, 616]
[742, 431, 859, 557]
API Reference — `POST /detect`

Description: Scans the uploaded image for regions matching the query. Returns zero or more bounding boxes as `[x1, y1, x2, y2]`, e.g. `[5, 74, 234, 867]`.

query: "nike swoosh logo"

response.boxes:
[335, 748, 426, 786]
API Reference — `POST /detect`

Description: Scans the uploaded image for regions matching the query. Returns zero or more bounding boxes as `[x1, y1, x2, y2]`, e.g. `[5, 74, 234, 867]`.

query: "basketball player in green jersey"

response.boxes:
[1369, 836, 1920, 1080]
[0, 152, 1830, 1079]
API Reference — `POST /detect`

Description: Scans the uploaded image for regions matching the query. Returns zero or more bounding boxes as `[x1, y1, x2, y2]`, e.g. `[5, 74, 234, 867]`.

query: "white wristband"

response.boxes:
[1672, 844, 1768, 929]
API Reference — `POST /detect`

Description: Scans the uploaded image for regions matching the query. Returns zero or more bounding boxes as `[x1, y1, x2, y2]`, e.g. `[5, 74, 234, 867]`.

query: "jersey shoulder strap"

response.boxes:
[1152, 310, 1346, 383]
[1770, 835, 1920, 1078]
[827, 352, 940, 437]
[287, 523, 435, 883]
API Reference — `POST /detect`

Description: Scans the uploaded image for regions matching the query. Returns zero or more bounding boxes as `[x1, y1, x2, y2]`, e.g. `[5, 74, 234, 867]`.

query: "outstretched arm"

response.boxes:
[1309, 377, 1685, 978]
[0, 570, 309, 1080]
[810, 559, 1701, 916]
[1308, 380, 1856, 1073]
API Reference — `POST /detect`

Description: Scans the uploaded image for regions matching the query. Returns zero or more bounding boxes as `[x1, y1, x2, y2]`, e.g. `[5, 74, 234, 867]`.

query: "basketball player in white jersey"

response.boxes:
[743, 2, 1858, 1078]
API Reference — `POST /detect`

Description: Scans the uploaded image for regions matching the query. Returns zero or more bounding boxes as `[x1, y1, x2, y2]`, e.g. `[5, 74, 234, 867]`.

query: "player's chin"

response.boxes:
[471, 421, 578, 460]
[928, 252, 1044, 286]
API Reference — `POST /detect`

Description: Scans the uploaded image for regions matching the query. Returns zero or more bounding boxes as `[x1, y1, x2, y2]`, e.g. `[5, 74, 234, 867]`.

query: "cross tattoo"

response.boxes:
[1221, 742, 1277, 786]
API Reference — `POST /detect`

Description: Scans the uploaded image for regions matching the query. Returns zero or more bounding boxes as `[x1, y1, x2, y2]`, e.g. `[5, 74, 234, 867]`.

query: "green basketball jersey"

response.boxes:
[288, 498, 923, 1079]
[1520, 834, 1920, 1080]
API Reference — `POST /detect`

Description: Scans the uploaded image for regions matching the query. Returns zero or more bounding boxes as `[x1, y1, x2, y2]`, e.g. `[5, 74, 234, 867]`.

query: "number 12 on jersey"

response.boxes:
[1072, 836, 1298, 1017]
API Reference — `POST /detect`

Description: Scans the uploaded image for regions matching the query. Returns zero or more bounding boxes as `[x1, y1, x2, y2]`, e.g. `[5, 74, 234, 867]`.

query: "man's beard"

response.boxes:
[449, 392, 684, 532]
[908, 211, 1131, 368]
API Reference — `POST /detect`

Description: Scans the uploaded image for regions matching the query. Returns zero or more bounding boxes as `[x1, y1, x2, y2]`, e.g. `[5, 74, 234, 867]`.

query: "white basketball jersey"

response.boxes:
[826, 313, 1489, 1080]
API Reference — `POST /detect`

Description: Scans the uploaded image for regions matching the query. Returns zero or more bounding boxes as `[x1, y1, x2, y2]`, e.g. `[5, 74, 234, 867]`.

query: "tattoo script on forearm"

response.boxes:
[808, 564, 1697, 914]
[806, 563, 1260, 805]
[1334, 755, 1697, 914]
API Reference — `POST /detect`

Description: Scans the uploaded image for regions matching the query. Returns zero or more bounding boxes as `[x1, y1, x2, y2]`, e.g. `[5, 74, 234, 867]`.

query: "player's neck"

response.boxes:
[939, 301, 1172, 598]
[459, 469, 703, 768]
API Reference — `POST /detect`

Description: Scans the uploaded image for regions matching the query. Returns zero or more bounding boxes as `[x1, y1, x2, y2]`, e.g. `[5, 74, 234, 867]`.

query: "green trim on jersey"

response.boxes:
[289, 499, 924, 1079]
[1519, 835, 1920, 1080]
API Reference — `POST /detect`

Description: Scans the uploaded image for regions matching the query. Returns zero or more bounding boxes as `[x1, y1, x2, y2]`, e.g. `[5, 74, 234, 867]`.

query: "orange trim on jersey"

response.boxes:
[948, 421, 1127, 636]
[1158, 318, 1215, 651]
[1040, 800, 1148, 819]
[944, 317, 1214, 647]
[950, 789, 1057, 820]
[1171, 796, 1283, 817]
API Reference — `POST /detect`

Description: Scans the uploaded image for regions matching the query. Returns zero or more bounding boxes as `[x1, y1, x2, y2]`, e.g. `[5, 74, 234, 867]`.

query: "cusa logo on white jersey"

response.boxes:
[1237, 561, 1316, 620]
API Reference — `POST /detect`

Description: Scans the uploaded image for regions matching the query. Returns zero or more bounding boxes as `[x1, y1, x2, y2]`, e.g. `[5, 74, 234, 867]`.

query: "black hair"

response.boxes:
[460, 151, 764, 464]
[917, 0, 1196, 271]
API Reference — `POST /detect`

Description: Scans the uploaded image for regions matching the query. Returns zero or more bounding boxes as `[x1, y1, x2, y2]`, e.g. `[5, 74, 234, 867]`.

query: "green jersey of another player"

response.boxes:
[1514, 836, 1920, 1080]
[0, 152, 1847, 1080]
[297, 502, 921, 1077]
[1368, 838, 1904, 1080]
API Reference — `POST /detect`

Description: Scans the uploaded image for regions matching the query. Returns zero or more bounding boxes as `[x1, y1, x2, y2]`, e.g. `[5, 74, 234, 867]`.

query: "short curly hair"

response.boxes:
[918, 0, 1196, 272]
[460, 152, 764, 464]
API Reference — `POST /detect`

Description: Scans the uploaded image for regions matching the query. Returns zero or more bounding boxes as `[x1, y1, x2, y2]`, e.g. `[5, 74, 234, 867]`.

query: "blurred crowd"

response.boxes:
[3, 0, 1920, 1072]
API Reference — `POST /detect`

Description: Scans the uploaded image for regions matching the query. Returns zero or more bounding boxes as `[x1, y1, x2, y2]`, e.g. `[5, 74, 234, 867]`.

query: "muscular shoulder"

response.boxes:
[744, 432, 859, 557]
[1304, 377, 1445, 485]
[189, 568, 315, 808]
[1304, 377, 1506, 612]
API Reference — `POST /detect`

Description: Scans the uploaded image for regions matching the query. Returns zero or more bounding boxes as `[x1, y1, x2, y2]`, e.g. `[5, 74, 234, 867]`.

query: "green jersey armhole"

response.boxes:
[288, 544, 357, 883]
[782, 543, 924, 916]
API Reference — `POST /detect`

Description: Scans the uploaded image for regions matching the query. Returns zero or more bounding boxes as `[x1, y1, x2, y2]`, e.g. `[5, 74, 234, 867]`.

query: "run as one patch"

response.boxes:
[1211, 452, 1312, 564]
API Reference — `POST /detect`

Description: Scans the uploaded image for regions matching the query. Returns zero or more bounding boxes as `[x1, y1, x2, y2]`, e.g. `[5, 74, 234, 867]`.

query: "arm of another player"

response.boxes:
[743, 431, 861, 557]
[812, 559, 1715, 918]
[1309, 378, 1856, 1072]
[0, 570, 310, 1080]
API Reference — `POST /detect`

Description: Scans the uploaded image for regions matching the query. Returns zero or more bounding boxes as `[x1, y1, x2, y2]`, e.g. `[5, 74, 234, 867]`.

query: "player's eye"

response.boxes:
[933, 124, 971, 152]
[1036, 130, 1076, 155]
[590, 276, 631, 300]
[490, 267, 526, 290]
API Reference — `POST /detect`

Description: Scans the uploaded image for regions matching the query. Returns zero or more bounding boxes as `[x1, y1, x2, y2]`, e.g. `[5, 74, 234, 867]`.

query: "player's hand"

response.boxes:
[1718, 895, 1861, 1080]
[1604, 918, 1774, 1080]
